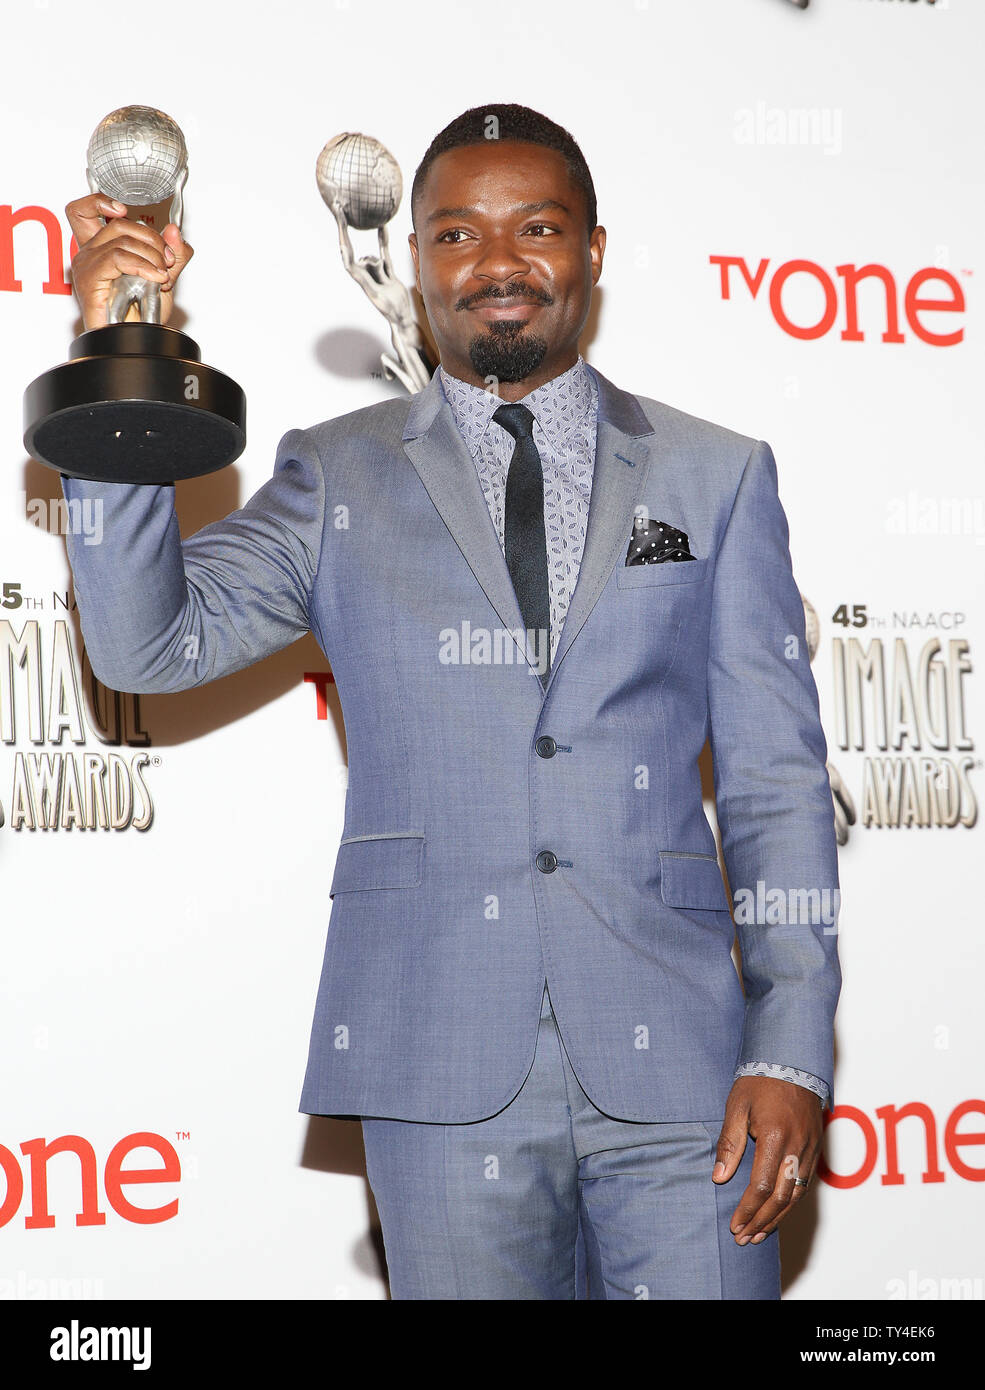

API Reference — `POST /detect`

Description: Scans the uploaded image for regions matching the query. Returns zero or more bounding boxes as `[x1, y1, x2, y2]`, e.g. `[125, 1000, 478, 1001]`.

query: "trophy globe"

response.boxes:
[316, 133, 402, 229]
[87, 105, 188, 210]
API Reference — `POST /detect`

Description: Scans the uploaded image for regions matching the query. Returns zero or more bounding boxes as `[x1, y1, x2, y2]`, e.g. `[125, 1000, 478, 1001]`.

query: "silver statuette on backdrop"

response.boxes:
[316, 132, 433, 395]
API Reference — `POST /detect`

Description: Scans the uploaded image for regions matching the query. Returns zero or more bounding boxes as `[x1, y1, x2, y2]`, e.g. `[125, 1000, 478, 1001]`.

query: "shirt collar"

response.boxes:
[439, 354, 594, 455]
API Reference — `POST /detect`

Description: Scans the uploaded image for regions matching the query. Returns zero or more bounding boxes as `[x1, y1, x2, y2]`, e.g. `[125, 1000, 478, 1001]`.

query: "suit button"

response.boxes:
[535, 736, 557, 758]
[536, 850, 559, 874]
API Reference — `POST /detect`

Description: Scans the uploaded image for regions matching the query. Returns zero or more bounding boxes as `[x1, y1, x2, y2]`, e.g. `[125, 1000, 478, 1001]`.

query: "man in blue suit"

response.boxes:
[62, 103, 840, 1299]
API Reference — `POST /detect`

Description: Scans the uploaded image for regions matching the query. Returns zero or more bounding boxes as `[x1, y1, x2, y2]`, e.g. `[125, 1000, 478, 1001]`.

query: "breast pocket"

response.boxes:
[616, 556, 711, 590]
[329, 831, 425, 897]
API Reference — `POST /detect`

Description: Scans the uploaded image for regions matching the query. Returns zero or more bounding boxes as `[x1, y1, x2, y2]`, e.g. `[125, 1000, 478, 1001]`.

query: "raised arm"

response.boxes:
[57, 193, 326, 694]
[61, 431, 325, 693]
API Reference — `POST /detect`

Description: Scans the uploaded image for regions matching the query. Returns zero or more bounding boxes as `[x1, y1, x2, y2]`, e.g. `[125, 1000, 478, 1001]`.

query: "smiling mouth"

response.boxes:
[468, 300, 545, 321]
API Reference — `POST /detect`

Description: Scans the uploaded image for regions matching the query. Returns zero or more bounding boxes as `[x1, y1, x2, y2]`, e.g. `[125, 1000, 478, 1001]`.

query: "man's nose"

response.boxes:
[469, 235, 533, 284]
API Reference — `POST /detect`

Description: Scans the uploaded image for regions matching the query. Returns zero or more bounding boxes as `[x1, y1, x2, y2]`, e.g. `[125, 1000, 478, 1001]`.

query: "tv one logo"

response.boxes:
[819, 1099, 985, 1188]
[710, 255, 966, 346]
[0, 205, 78, 296]
[0, 1132, 180, 1228]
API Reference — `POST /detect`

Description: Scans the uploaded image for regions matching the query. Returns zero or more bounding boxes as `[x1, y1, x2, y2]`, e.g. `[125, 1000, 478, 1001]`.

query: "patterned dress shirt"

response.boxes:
[439, 355, 829, 1109]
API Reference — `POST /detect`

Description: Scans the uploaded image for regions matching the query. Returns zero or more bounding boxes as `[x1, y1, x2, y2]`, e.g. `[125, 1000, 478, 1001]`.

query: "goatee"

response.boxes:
[468, 323, 549, 384]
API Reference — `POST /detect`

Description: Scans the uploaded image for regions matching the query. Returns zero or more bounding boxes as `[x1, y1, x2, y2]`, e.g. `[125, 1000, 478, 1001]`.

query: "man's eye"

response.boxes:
[436, 225, 558, 242]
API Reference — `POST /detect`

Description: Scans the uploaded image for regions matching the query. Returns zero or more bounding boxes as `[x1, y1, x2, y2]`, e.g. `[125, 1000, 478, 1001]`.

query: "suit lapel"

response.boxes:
[547, 365, 655, 686]
[402, 371, 533, 670]
[401, 362, 656, 693]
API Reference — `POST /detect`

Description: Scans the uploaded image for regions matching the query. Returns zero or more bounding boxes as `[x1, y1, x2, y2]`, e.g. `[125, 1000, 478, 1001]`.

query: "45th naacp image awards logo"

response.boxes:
[0, 616, 157, 832]
[827, 605, 976, 830]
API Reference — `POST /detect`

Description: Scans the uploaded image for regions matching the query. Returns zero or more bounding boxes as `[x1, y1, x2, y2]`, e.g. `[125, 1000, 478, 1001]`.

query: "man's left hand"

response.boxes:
[711, 1076, 823, 1245]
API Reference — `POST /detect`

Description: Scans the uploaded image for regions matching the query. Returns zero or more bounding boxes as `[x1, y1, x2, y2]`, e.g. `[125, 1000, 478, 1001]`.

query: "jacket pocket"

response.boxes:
[658, 849, 730, 911]
[329, 831, 425, 898]
[616, 555, 711, 589]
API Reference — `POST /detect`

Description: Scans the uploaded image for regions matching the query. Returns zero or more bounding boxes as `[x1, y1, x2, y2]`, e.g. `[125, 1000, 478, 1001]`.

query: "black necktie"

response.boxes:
[493, 402, 551, 682]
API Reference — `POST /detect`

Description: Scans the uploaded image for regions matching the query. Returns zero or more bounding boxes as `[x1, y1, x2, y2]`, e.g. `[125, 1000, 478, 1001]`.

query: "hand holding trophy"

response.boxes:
[23, 105, 246, 483]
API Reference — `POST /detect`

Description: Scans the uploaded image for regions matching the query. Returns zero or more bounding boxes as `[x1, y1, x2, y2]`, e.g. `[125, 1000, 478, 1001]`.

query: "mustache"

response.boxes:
[457, 282, 553, 311]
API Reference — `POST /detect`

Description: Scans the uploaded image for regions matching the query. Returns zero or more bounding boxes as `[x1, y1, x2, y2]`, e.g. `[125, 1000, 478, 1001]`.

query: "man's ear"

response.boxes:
[408, 231, 421, 293]
[590, 225, 606, 286]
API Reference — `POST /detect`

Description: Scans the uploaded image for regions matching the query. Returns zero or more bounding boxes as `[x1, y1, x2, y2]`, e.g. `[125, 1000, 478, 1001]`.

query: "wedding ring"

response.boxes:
[793, 1177, 810, 1188]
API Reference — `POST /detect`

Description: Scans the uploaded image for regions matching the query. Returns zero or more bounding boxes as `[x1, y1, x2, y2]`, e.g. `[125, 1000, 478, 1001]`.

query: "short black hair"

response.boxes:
[411, 103, 597, 235]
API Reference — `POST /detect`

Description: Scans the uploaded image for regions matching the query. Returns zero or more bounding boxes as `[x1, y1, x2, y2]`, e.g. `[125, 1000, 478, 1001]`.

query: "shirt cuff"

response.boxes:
[734, 1061, 830, 1109]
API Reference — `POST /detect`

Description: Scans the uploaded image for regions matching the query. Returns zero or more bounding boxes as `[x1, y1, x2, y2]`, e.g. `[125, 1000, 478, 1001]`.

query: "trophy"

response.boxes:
[316, 132, 434, 394]
[23, 105, 246, 484]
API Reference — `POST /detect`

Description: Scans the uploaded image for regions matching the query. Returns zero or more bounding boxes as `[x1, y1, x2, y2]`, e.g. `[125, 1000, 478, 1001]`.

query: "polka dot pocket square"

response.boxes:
[624, 516, 697, 565]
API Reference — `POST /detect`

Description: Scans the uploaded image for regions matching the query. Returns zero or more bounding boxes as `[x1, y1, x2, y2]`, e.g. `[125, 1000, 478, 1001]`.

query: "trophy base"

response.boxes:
[23, 323, 246, 484]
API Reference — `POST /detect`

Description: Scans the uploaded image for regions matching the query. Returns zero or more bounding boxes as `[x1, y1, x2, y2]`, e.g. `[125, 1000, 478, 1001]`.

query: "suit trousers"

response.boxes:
[361, 984, 781, 1300]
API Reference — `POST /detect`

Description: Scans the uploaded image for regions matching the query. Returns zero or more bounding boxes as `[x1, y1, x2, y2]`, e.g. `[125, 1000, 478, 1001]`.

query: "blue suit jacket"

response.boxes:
[61, 363, 841, 1123]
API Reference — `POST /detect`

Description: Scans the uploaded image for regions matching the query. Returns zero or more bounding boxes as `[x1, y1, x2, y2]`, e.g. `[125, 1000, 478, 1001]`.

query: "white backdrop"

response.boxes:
[1, 0, 982, 1301]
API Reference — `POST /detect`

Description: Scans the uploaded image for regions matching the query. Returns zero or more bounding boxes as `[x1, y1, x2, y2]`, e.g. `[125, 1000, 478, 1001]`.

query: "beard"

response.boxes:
[467, 320, 549, 384]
